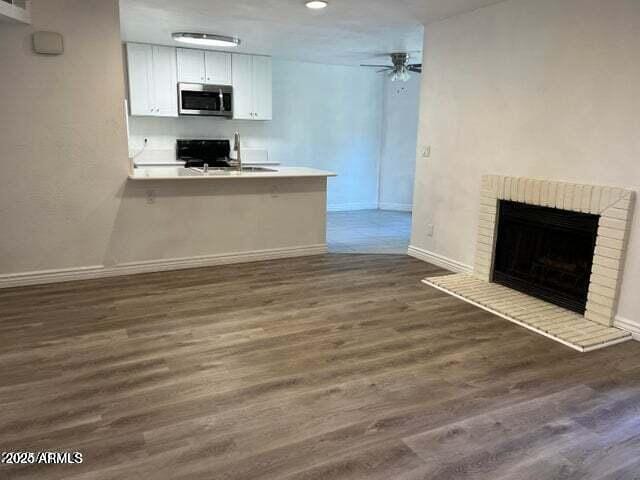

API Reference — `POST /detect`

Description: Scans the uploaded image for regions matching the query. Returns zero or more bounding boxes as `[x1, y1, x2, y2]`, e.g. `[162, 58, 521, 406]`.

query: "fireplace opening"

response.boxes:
[492, 201, 600, 314]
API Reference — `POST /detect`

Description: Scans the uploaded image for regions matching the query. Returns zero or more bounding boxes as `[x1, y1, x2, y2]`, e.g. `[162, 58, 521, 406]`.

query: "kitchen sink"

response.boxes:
[240, 167, 277, 172]
[189, 166, 277, 174]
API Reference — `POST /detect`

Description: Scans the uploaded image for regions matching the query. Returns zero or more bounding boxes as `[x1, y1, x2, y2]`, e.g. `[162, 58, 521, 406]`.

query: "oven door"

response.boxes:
[178, 83, 233, 117]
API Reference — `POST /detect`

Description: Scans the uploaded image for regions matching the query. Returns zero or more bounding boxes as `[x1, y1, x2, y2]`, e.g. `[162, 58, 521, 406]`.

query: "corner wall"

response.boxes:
[411, 0, 640, 328]
[378, 75, 421, 211]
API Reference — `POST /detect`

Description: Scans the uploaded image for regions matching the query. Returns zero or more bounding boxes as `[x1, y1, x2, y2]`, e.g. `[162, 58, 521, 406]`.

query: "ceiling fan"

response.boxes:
[360, 53, 422, 82]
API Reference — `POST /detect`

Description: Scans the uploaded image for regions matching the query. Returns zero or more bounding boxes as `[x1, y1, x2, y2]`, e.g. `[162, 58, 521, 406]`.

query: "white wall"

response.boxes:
[0, 0, 328, 283]
[379, 75, 421, 211]
[411, 0, 640, 326]
[129, 59, 385, 211]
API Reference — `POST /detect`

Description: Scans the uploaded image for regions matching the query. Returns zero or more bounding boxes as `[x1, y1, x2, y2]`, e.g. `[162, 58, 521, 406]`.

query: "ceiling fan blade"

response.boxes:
[377, 69, 391, 73]
[408, 65, 422, 73]
[360, 64, 392, 68]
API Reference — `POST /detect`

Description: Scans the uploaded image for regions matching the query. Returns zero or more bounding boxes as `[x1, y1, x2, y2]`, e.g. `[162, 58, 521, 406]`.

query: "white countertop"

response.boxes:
[129, 166, 336, 180]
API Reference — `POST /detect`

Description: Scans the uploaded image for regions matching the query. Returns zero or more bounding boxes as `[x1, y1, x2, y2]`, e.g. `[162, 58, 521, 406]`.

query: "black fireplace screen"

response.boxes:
[493, 201, 600, 314]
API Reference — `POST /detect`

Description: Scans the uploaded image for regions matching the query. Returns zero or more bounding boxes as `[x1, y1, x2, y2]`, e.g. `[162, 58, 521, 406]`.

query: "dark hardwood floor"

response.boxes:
[1, 254, 639, 480]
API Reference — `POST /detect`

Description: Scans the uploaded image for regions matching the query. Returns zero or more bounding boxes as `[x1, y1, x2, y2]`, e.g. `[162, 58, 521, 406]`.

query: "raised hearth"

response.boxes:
[423, 274, 631, 352]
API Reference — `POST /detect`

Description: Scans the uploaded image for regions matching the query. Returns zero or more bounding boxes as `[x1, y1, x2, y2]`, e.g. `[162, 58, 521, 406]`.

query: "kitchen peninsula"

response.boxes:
[129, 166, 336, 180]
[119, 39, 340, 273]
[117, 163, 336, 273]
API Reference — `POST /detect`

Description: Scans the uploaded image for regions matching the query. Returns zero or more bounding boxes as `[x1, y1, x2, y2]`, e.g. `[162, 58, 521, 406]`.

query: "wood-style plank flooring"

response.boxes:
[1, 254, 640, 480]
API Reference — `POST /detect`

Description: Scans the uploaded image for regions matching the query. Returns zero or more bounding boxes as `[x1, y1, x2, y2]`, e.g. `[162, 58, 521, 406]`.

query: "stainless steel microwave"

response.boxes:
[178, 83, 233, 117]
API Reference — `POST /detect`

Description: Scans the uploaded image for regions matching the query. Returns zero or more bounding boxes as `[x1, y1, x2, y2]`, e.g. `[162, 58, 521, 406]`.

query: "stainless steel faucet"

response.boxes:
[233, 132, 242, 171]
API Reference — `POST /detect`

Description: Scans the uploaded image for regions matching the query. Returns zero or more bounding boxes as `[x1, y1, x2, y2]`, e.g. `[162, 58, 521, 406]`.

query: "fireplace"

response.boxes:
[493, 201, 599, 314]
[420, 175, 635, 351]
[472, 175, 634, 327]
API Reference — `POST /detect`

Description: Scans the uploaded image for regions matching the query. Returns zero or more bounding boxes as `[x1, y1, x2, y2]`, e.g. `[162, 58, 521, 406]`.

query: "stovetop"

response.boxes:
[176, 139, 232, 168]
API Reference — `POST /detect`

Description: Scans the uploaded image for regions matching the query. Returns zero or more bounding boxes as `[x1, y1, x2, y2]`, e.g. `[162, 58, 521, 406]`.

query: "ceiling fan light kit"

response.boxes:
[360, 52, 422, 82]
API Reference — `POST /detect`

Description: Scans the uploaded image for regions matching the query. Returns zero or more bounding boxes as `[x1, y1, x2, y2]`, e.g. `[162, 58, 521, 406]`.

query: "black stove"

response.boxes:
[177, 139, 232, 168]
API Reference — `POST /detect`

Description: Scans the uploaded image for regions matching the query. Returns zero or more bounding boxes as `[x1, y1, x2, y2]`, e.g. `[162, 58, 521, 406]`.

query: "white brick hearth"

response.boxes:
[424, 175, 636, 352]
[423, 274, 631, 352]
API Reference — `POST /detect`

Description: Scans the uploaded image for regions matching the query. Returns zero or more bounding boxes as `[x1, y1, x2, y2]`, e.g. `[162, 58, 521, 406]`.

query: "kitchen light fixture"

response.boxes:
[172, 33, 241, 48]
[305, 1, 328, 9]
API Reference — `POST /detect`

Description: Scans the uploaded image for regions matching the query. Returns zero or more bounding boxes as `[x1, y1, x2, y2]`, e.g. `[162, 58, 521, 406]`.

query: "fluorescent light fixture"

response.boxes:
[305, 1, 328, 9]
[172, 33, 241, 48]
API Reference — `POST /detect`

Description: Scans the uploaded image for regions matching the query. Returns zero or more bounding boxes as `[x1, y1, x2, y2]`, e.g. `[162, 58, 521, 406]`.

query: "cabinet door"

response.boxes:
[177, 48, 206, 83]
[152, 46, 178, 117]
[231, 54, 254, 120]
[127, 43, 155, 116]
[252, 56, 272, 120]
[205, 51, 232, 85]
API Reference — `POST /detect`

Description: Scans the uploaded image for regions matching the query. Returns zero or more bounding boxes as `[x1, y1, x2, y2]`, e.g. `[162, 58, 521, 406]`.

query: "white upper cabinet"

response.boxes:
[177, 48, 232, 85]
[127, 43, 178, 117]
[251, 56, 273, 121]
[127, 44, 271, 120]
[231, 54, 254, 120]
[232, 54, 272, 121]
[176, 48, 206, 83]
[152, 46, 179, 116]
[205, 51, 232, 85]
[127, 44, 154, 116]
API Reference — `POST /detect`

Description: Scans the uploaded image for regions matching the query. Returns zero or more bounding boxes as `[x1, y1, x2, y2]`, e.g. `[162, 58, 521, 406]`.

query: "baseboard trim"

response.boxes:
[378, 203, 413, 212]
[0, 244, 328, 289]
[327, 203, 379, 212]
[407, 245, 473, 274]
[614, 315, 640, 342]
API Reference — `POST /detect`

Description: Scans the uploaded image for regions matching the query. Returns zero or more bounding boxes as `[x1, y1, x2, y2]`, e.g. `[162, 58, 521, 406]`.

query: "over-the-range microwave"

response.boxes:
[178, 83, 233, 117]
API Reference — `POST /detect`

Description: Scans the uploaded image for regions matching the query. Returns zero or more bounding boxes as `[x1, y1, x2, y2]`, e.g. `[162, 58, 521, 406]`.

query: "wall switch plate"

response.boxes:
[427, 224, 435, 237]
[422, 145, 431, 158]
[146, 190, 156, 205]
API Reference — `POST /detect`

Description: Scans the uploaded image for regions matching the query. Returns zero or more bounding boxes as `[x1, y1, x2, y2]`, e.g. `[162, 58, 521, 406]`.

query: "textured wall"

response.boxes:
[411, 0, 640, 326]
[129, 59, 385, 211]
[0, 0, 130, 272]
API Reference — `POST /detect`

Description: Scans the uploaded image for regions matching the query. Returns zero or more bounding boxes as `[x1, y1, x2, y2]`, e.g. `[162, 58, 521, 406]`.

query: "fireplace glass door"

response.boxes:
[493, 201, 599, 314]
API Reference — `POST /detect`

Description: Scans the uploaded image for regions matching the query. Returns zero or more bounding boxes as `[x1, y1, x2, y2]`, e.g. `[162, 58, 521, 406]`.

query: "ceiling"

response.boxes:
[119, 0, 504, 66]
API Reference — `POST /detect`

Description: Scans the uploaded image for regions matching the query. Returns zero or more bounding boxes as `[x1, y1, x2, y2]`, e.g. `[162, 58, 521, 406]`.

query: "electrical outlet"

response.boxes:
[146, 189, 156, 205]
[427, 224, 435, 237]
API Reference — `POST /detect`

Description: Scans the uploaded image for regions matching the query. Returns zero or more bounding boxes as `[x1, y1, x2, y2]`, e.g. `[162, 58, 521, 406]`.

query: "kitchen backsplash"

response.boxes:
[128, 116, 272, 162]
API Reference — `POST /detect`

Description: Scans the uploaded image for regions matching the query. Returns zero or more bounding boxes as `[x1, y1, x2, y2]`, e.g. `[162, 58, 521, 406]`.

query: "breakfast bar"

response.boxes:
[113, 163, 336, 271]
[129, 166, 336, 180]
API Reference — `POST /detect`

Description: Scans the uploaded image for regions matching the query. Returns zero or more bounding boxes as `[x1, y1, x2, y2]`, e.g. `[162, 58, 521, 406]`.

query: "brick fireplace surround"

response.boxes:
[423, 175, 636, 352]
[475, 175, 635, 327]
